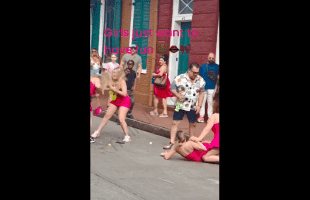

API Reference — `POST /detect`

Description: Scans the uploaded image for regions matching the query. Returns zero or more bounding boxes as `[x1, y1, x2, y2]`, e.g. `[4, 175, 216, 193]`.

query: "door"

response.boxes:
[178, 22, 191, 75]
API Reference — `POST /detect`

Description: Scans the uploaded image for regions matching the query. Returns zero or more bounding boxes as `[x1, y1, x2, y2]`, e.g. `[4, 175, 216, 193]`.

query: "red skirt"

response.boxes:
[154, 74, 174, 99]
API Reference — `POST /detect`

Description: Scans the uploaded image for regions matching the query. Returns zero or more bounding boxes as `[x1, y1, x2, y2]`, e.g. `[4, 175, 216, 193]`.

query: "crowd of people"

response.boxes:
[90, 46, 219, 163]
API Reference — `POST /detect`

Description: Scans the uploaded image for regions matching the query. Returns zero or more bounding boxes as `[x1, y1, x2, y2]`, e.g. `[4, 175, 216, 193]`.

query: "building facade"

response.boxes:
[90, 0, 219, 106]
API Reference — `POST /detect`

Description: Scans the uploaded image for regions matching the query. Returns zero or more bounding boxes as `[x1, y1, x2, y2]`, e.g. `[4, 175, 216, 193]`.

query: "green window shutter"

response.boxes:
[104, 0, 122, 62]
[178, 22, 191, 75]
[132, 0, 151, 70]
[91, 0, 101, 50]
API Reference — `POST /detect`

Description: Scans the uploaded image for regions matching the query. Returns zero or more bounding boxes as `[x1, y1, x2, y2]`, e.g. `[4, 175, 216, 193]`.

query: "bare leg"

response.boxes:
[107, 93, 112, 108]
[92, 104, 118, 137]
[188, 122, 197, 138]
[153, 95, 158, 113]
[202, 148, 219, 163]
[162, 98, 167, 115]
[90, 111, 93, 136]
[118, 106, 130, 136]
[170, 120, 180, 143]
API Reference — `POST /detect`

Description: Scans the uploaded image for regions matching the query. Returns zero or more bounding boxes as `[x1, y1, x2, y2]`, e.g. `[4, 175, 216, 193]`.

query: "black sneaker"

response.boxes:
[127, 115, 134, 119]
[90, 137, 95, 143]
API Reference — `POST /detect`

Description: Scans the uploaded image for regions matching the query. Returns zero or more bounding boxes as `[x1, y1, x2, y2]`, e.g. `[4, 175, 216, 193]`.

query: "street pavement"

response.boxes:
[91, 115, 219, 200]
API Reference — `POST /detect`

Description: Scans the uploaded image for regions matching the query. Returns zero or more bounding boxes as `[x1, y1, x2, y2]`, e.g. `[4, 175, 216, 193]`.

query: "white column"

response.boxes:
[98, 0, 105, 58]
[215, 19, 219, 64]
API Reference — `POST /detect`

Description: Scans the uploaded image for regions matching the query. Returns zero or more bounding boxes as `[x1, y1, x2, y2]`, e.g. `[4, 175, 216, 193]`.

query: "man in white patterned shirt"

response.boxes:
[163, 63, 206, 150]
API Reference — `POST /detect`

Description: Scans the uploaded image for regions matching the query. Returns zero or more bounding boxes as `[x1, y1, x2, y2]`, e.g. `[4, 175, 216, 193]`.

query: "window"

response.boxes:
[178, 0, 193, 15]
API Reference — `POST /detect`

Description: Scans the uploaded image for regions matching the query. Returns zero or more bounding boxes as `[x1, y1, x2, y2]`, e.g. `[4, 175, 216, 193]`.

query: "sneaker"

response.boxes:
[197, 116, 204, 123]
[116, 119, 120, 125]
[123, 135, 131, 142]
[127, 115, 134, 119]
[90, 137, 95, 143]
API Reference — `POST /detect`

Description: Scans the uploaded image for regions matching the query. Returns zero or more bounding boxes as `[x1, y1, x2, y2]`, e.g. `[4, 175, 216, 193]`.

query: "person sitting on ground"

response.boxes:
[189, 96, 219, 164]
[159, 131, 210, 162]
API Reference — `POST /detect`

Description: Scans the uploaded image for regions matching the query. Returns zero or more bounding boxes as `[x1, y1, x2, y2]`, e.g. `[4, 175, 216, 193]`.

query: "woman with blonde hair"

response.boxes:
[91, 66, 132, 142]
[160, 131, 210, 162]
[90, 48, 103, 75]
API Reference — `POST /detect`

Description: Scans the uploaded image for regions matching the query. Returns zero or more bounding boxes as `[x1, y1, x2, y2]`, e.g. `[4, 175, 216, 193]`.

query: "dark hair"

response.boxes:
[160, 54, 169, 63]
[127, 60, 134, 65]
[188, 62, 199, 70]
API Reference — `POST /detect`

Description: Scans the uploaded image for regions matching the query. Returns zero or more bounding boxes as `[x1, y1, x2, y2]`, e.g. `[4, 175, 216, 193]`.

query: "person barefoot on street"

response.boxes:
[160, 131, 210, 162]
[91, 66, 132, 142]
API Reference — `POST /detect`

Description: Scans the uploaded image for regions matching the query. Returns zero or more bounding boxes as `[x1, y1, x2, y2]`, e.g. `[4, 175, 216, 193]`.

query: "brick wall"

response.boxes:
[155, 0, 173, 73]
[189, 0, 219, 67]
[119, 0, 132, 60]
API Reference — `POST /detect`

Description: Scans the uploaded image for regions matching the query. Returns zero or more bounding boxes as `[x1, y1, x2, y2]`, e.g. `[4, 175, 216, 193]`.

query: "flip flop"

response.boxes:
[159, 113, 168, 118]
[150, 111, 158, 116]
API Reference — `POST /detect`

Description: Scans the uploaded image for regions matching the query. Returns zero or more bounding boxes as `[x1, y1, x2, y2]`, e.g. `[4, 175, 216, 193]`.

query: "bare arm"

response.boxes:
[195, 91, 205, 114]
[110, 80, 128, 97]
[171, 89, 184, 102]
[120, 61, 125, 70]
[196, 114, 216, 141]
[137, 63, 142, 79]
[162, 145, 177, 160]
[187, 141, 207, 151]
[153, 65, 167, 78]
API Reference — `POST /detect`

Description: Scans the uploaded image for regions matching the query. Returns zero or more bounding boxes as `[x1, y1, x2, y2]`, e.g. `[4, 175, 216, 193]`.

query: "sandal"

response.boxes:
[150, 111, 158, 116]
[159, 113, 168, 118]
[163, 142, 174, 150]
[91, 130, 101, 138]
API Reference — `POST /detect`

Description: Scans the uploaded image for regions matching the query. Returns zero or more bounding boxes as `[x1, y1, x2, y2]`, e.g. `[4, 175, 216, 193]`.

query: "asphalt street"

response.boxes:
[91, 115, 219, 200]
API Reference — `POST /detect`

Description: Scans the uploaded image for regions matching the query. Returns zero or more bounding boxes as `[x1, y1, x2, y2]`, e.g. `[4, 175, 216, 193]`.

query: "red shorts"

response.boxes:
[110, 94, 131, 109]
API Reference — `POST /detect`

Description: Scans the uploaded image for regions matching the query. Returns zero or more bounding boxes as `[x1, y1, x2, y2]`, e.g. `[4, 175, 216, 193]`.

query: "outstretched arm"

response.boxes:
[187, 141, 207, 151]
[192, 114, 216, 142]
[160, 145, 177, 160]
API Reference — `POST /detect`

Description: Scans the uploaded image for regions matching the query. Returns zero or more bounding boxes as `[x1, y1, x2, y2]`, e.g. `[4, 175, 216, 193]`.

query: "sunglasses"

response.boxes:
[127, 63, 133, 66]
[190, 70, 199, 75]
[208, 57, 215, 60]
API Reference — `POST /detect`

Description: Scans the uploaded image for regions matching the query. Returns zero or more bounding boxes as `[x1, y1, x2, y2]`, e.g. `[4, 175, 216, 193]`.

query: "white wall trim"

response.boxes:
[129, 0, 147, 74]
[129, 0, 135, 47]
[98, 0, 105, 58]
[216, 19, 219, 64]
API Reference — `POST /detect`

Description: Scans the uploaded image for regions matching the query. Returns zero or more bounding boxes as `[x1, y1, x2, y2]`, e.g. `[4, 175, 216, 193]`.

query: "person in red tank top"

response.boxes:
[190, 98, 219, 163]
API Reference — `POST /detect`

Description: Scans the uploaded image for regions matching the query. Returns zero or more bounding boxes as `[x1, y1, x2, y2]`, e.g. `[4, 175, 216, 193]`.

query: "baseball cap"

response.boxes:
[130, 44, 137, 48]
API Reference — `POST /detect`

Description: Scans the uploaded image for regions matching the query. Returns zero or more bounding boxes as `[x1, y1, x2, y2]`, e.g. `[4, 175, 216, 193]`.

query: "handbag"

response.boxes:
[206, 64, 217, 82]
[94, 96, 103, 115]
[154, 73, 167, 88]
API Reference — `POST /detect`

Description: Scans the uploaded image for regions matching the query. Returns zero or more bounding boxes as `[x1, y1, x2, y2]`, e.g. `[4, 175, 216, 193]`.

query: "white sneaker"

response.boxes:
[123, 136, 131, 142]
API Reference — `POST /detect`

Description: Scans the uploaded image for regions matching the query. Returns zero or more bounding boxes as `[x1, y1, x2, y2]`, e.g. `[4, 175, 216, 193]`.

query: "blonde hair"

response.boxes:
[109, 67, 126, 90]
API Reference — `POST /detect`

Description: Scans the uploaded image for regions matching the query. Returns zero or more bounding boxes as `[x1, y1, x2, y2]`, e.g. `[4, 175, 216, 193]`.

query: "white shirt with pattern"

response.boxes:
[170, 72, 206, 111]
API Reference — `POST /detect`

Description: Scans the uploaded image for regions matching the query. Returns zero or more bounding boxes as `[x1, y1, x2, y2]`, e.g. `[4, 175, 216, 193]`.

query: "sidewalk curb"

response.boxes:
[95, 111, 171, 138]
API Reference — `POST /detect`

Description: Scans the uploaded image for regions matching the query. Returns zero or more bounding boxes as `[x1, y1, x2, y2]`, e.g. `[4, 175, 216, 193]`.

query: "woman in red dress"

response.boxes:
[150, 55, 173, 118]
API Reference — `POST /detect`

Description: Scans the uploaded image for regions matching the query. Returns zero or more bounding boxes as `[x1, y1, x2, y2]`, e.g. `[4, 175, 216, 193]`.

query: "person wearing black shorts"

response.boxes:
[163, 63, 206, 150]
